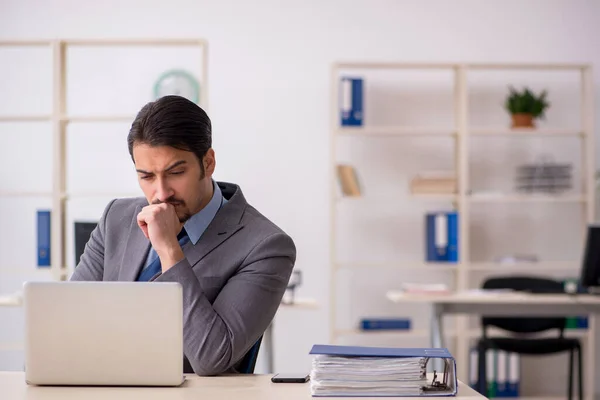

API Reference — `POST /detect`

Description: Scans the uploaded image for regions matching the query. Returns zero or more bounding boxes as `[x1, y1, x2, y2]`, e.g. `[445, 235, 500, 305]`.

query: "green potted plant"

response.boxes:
[504, 86, 550, 128]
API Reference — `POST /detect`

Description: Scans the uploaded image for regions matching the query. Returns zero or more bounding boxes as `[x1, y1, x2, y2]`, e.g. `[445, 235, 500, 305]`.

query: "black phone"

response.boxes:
[271, 373, 310, 383]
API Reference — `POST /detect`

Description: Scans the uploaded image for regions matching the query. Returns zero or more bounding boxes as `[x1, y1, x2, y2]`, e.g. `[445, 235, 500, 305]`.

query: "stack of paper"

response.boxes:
[309, 345, 457, 397]
[311, 354, 426, 396]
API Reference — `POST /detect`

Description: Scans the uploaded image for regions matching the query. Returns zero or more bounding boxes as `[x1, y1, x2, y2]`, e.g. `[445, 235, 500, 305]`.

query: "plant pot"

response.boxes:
[511, 113, 535, 128]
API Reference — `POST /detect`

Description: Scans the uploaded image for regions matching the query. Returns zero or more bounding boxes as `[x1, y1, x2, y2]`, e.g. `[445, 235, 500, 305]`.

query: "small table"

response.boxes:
[386, 290, 600, 400]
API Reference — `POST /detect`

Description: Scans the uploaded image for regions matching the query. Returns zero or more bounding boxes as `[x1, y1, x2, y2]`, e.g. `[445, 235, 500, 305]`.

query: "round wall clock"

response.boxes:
[153, 69, 200, 103]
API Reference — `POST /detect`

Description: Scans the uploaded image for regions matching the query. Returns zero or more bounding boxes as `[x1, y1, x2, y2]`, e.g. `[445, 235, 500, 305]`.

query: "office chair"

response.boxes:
[182, 336, 263, 374]
[238, 336, 263, 374]
[476, 276, 583, 400]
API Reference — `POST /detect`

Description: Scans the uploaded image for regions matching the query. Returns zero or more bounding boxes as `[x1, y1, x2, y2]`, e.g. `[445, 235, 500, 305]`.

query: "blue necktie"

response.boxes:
[137, 228, 190, 281]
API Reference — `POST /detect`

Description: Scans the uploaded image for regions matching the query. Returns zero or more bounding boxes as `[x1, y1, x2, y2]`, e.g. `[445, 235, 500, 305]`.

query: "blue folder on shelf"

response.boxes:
[309, 345, 458, 397]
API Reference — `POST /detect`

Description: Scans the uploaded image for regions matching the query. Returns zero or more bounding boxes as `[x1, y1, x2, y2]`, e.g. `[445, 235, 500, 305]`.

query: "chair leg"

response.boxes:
[578, 346, 583, 400]
[568, 349, 574, 400]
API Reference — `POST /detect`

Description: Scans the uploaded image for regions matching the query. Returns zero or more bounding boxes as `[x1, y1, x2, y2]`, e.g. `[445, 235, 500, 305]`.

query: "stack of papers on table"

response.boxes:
[309, 345, 457, 397]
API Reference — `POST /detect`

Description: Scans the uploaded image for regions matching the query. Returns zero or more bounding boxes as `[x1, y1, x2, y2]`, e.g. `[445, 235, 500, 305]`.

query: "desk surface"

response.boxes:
[0, 372, 485, 399]
[387, 290, 600, 305]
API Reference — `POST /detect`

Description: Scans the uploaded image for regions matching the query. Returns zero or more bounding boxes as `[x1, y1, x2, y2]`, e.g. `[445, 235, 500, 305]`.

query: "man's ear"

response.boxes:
[204, 148, 216, 176]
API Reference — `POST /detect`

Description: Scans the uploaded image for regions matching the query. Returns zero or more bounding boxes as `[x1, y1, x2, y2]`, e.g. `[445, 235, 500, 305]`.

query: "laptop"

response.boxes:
[23, 281, 185, 386]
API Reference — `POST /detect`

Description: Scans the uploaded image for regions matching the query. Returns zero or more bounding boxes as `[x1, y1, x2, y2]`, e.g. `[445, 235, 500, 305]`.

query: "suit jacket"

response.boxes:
[70, 181, 296, 375]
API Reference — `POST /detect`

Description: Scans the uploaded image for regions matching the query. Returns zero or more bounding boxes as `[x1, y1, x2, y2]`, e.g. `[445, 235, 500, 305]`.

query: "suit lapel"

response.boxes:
[185, 215, 244, 268]
[118, 204, 151, 281]
[185, 182, 247, 267]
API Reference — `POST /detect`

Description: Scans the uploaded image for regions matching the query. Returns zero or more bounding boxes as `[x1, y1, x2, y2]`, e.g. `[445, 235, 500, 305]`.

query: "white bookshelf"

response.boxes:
[0, 38, 208, 284]
[329, 62, 595, 395]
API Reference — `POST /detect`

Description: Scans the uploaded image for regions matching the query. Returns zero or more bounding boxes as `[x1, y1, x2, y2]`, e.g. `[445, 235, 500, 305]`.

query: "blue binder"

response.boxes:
[360, 318, 411, 331]
[309, 345, 458, 397]
[37, 210, 51, 267]
[340, 77, 363, 126]
[426, 211, 458, 263]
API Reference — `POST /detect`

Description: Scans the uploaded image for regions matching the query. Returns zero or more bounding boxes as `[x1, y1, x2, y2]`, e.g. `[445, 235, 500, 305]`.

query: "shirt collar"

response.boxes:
[183, 180, 226, 245]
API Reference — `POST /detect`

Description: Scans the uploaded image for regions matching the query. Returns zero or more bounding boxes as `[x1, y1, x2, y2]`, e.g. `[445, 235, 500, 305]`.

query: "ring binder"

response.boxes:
[309, 345, 458, 397]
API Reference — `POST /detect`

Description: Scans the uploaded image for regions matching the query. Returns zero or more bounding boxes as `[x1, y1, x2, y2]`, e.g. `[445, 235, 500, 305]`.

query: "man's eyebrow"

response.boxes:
[136, 160, 187, 175]
[165, 160, 187, 171]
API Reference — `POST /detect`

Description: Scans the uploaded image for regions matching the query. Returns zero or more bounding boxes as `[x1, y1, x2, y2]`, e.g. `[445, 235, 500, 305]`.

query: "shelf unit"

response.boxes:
[329, 62, 595, 392]
[0, 39, 208, 284]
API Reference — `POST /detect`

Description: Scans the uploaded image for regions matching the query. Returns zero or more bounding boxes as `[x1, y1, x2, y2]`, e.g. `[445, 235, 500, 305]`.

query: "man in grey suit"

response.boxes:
[70, 95, 296, 376]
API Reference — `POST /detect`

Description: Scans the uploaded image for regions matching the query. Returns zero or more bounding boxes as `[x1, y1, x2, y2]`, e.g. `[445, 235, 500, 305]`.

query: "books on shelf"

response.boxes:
[37, 210, 51, 267]
[411, 171, 457, 195]
[336, 164, 361, 197]
[469, 348, 520, 398]
[340, 77, 363, 126]
[309, 345, 457, 397]
[360, 318, 411, 331]
[426, 211, 458, 263]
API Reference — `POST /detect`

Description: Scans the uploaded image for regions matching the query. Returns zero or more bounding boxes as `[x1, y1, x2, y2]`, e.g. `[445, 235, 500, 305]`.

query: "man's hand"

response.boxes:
[137, 203, 185, 272]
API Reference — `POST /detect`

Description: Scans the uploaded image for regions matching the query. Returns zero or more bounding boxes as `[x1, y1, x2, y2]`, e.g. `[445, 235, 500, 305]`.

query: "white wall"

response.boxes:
[1, 0, 600, 395]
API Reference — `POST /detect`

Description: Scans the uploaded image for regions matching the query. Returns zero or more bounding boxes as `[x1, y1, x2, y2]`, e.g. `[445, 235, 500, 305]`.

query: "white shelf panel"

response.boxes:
[467, 62, 588, 70]
[336, 262, 459, 271]
[466, 328, 588, 339]
[63, 38, 207, 47]
[335, 62, 457, 70]
[64, 192, 142, 199]
[0, 116, 52, 122]
[470, 128, 583, 136]
[0, 191, 53, 197]
[62, 115, 135, 123]
[411, 194, 458, 201]
[335, 328, 461, 338]
[468, 261, 578, 271]
[335, 328, 430, 337]
[469, 194, 586, 203]
[336, 127, 455, 137]
[0, 41, 51, 46]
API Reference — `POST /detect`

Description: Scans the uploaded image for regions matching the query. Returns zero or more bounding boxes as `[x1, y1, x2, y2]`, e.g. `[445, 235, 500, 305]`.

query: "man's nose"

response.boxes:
[155, 179, 174, 202]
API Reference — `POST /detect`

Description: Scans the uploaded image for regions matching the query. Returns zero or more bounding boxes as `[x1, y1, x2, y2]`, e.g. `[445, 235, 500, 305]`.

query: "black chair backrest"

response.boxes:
[482, 276, 566, 335]
[237, 336, 262, 374]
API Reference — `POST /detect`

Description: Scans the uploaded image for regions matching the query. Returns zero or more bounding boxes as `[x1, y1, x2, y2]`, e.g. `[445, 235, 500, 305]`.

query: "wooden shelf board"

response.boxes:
[469, 194, 585, 203]
[468, 262, 577, 271]
[470, 128, 583, 136]
[63, 38, 207, 46]
[335, 62, 457, 70]
[0, 191, 53, 197]
[336, 262, 459, 271]
[335, 328, 460, 337]
[336, 127, 455, 136]
[467, 62, 588, 70]
[411, 194, 458, 201]
[0, 41, 51, 46]
[64, 192, 142, 199]
[466, 328, 588, 339]
[62, 115, 135, 123]
[0, 116, 52, 122]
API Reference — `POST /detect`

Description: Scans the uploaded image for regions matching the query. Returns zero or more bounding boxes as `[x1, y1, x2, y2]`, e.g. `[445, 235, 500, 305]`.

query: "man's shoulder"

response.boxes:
[240, 203, 294, 247]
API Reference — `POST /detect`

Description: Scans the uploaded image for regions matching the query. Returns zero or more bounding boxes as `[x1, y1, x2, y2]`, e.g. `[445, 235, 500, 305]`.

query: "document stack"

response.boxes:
[309, 345, 457, 397]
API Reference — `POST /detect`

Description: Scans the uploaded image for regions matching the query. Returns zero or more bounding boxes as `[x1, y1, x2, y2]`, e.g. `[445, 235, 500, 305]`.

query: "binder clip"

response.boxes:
[422, 358, 450, 393]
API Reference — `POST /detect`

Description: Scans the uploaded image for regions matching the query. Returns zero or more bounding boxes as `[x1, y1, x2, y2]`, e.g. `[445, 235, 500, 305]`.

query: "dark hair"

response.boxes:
[127, 95, 212, 173]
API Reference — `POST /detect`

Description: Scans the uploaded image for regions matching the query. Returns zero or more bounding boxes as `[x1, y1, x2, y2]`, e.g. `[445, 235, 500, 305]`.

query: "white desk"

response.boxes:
[387, 291, 600, 400]
[0, 372, 487, 399]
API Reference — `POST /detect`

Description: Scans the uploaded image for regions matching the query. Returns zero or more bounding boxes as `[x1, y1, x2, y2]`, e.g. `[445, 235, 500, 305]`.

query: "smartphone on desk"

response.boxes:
[271, 373, 310, 383]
